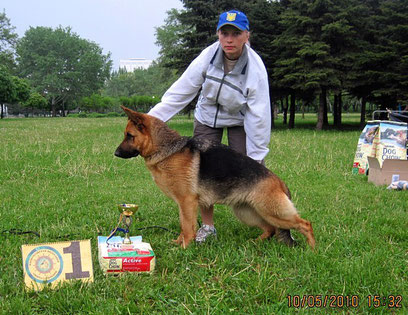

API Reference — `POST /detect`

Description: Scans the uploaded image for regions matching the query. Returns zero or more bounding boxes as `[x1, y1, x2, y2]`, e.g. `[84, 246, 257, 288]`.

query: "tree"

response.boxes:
[12, 75, 30, 104]
[22, 92, 48, 116]
[0, 66, 14, 118]
[103, 63, 178, 98]
[273, 0, 347, 130]
[247, 0, 284, 128]
[0, 10, 18, 71]
[16, 26, 112, 116]
[369, 0, 408, 107]
[319, 0, 368, 128]
[80, 93, 109, 112]
[176, 0, 219, 71]
[343, 0, 380, 126]
[155, 8, 189, 70]
[0, 66, 30, 118]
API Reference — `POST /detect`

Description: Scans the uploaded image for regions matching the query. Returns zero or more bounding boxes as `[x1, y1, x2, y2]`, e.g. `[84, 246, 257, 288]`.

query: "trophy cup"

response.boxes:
[117, 204, 138, 244]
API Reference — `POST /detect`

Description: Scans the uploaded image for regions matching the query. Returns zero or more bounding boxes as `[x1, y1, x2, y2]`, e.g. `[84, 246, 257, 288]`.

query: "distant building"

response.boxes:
[119, 58, 153, 72]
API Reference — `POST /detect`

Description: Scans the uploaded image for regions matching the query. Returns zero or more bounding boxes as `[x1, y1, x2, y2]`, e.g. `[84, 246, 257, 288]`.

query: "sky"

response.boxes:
[1, 0, 184, 69]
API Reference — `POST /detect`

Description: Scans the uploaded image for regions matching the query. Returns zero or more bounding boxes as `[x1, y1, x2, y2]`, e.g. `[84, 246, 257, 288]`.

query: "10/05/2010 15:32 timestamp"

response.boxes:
[287, 295, 403, 309]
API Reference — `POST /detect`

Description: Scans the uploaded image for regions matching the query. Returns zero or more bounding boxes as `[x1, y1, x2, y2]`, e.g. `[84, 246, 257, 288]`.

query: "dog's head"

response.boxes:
[114, 106, 153, 159]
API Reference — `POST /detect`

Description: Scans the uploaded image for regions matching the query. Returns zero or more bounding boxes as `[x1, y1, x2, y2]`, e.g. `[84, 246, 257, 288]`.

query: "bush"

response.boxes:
[87, 112, 105, 118]
[67, 113, 80, 118]
[68, 112, 124, 118]
[106, 112, 121, 117]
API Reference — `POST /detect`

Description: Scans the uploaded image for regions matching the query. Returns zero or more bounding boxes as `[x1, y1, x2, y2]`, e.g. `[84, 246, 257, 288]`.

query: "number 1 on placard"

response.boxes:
[63, 241, 90, 279]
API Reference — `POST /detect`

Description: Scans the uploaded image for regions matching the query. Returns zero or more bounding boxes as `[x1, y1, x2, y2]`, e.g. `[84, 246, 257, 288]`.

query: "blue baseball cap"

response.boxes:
[216, 10, 249, 31]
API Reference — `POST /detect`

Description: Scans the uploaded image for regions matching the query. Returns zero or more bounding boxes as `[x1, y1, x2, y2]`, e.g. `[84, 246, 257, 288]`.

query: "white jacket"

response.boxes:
[148, 42, 271, 161]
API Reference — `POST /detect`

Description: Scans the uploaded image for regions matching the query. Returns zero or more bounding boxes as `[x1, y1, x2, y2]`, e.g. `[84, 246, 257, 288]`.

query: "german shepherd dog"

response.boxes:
[115, 106, 315, 249]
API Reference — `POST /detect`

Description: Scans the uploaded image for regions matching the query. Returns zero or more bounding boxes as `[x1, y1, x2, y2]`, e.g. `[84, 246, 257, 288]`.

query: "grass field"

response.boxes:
[0, 113, 406, 314]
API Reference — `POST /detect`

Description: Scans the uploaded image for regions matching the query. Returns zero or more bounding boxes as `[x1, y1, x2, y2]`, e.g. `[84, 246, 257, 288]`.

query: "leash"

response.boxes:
[106, 212, 126, 244]
[1, 225, 178, 240]
[1, 228, 40, 238]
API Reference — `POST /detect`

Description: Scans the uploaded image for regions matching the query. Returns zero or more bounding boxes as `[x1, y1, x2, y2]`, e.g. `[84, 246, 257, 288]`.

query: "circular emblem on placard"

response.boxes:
[25, 246, 63, 283]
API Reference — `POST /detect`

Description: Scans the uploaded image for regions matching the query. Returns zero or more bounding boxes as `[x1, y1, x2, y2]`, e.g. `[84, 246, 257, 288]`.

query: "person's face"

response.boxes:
[218, 25, 249, 60]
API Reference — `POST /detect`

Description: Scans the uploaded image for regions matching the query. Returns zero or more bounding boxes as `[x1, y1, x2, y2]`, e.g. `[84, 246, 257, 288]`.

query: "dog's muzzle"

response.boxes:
[114, 146, 140, 159]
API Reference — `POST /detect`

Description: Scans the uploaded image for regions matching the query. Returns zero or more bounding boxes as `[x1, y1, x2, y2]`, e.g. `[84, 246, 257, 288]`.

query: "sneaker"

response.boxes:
[195, 224, 217, 243]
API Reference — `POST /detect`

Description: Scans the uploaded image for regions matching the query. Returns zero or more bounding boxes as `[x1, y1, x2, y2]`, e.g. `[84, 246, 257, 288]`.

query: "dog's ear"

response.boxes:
[121, 105, 146, 132]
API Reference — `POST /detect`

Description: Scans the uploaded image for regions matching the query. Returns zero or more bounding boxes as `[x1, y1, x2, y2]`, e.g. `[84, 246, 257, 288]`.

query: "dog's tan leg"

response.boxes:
[174, 195, 199, 248]
[257, 224, 276, 240]
[233, 205, 276, 240]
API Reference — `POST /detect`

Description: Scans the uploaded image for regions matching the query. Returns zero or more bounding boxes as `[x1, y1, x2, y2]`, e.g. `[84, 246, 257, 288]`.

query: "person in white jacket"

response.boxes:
[148, 10, 272, 243]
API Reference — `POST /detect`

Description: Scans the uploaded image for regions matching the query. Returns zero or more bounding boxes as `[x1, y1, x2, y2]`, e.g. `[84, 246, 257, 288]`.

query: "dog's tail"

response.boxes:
[278, 196, 315, 249]
[254, 189, 315, 249]
[270, 179, 296, 246]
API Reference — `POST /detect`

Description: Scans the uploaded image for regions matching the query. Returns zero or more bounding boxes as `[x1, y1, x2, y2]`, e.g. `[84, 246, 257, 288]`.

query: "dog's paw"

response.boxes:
[172, 234, 191, 249]
[173, 234, 183, 245]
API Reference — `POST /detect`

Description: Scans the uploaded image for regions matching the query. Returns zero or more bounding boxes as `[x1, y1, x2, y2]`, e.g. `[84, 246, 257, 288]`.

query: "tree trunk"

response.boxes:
[61, 101, 66, 117]
[289, 93, 295, 129]
[316, 87, 328, 130]
[283, 96, 288, 124]
[333, 93, 339, 126]
[51, 97, 57, 117]
[1, 103, 4, 119]
[279, 99, 283, 122]
[270, 102, 275, 129]
[360, 96, 367, 127]
[333, 91, 343, 129]
[338, 92, 342, 128]
[270, 87, 274, 129]
[323, 91, 329, 126]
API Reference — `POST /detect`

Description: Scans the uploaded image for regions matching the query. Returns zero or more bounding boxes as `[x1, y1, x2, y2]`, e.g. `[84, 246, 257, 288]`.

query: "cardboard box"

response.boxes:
[367, 156, 408, 186]
[98, 236, 155, 274]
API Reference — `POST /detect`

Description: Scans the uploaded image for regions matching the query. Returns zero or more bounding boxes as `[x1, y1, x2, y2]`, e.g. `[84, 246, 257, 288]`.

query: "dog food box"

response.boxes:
[373, 121, 407, 167]
[353, 121, 379, 174]
[97, 236, 155, 274]
[353, 121, 407, 174]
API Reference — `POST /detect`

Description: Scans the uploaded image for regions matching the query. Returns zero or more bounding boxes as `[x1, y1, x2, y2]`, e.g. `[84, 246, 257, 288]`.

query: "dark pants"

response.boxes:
[193, 119, 246, 155]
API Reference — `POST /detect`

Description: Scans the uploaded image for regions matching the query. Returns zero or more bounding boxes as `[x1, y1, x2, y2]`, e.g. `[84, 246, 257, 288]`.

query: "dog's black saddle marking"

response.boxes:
[198, 145, 269, 183]
[185, 138, 269, 199]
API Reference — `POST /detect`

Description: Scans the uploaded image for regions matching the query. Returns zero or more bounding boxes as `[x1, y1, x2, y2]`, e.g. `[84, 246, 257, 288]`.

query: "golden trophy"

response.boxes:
[117, 204, 138, 244]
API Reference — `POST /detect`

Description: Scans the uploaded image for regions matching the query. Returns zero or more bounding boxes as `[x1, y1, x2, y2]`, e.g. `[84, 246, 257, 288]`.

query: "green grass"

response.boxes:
[0, 114, 406, 314]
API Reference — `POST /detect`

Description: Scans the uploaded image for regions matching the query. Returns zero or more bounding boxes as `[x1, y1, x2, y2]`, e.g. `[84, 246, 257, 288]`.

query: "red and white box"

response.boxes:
[98, 236, 155, 274]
